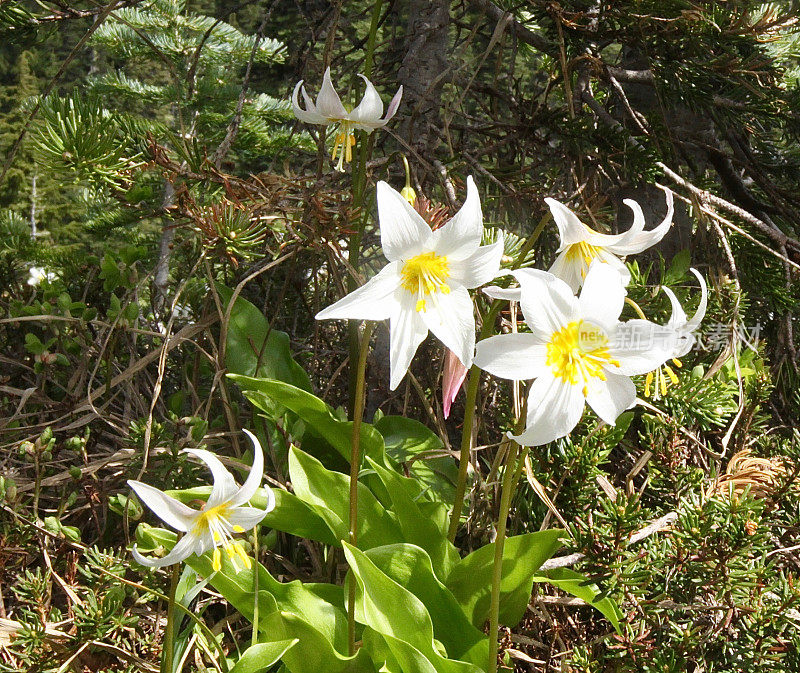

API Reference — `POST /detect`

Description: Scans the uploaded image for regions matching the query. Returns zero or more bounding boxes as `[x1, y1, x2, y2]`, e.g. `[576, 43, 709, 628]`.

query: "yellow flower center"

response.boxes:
[400, 251, 450, 312]
[644, 358, 682, 400]
[546, 321, 620, 396]
[331, 122, 356, 171]
[565, 241, 602, 278]
[192, 502, 251, 572]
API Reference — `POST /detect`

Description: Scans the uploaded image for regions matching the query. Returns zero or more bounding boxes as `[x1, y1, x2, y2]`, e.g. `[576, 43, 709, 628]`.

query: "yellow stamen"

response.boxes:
[645, 371, 653, 397]
[665, 365, 679, 384]
[672, 358, 682, 368]
[232, 525, 245, 533]
[400, 252, 450, 313]
[331, 123, 356, 171]
[212, 547, 222, 572]
[565, 241, 603, 278]
[546, 321, 618, 391]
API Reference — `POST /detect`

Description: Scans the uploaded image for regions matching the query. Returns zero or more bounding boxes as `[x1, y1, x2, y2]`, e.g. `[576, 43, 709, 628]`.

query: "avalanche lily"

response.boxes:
[128, 430, 274, 571]
[292, 67, 403, 171]
[546, 190, 674, 292]
[316, 177, 503, 390]
[645, 268, 707, 399]
[28, 266, 55, 286]
[474, 262, 676, 446]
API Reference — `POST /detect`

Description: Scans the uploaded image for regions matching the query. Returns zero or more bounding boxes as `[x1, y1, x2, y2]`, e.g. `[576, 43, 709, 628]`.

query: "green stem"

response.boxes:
[487, 439, 520, 673]
[161, 563, 180, 673]
[348, 321, 374, 654]
[251, 526, 260, 647]
[447, 301, 502, 542]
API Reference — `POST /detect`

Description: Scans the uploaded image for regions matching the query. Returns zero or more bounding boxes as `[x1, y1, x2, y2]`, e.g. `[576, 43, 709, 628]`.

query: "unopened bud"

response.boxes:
[401, 155, 416, 205]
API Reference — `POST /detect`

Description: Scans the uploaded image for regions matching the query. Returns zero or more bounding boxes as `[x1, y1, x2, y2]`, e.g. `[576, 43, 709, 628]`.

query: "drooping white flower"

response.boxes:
[474, 262, 677, 446]
[27, 267, 55, 286]
[292, 67, 402, 171]
[546, 190, 674, 292]
[316, 177, 503, 390]
[128, 430, 273, 571]
[645, 268, 707, 399]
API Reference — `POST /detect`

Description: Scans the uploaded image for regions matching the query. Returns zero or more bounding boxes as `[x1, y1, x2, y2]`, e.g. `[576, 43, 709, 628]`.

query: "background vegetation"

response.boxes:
[2, 0, 800, 671]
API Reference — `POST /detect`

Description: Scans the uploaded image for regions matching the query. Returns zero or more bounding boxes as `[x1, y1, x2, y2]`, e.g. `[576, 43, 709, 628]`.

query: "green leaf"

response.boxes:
[289, 447, 402, 550]
[365, 458, 458, 577]
[231, 375, 385, 465]
[230, 640, 298, 673]
[217, 284, 311, 393]
[375, 416, 457, 503]
[445, 530, 564, 629]
[343, 543, 483, 673]
[532, 568, 623, 635]
[664, 249, 692, 285]
[364, 544, 488, 667]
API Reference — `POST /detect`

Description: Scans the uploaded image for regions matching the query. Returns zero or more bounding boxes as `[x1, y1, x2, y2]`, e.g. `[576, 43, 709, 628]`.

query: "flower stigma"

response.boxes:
[193, 502, 251, 572]
[400, 251, 451, 312]
[546, 320, 620, 396]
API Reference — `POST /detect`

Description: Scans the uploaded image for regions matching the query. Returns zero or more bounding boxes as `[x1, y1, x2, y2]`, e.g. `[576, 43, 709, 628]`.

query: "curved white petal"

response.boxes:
[349, 74, 383, 124]
[662, 286, 687, 329]
[585, 372, 636, 425]
[292, 81, 327, 124]
[578, 261, 626, 331]
[314, 67, 348, 120]
[686, 268, 707, 332]
[514, 269, 578, 339]
[473, 332, 548, 380]
[227, 505, 270, 531]
[420, 285, 475, 370]
[131, 531, 198, 568]
[483, 285, 521, 301]
[127, 480, 197, 532]
[510, 373, 585, 446]
[449, 239, 504, 289]
[385, 86, 403, 121]
[316, 262, 402, 321]
[548, 248, 584, 294]
[431, 176, 483, 260]
[229, 430, 266, 507]
[545, 198, 591, 249]
[389, 299, 429, 390]
[183, 448, 238, 509]
[377, 181, 433, 261]
[610, 320, 677, 375]
[607, 189, 673, 256]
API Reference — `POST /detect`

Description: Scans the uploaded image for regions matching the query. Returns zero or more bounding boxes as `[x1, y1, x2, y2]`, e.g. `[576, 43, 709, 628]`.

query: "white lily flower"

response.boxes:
[645, 268, 707, 399]
[316, 177, 503, 390]
[128, 430, 274, 571]
[292, 67, 403, 171]
[546, 190, 674, 292]
[474, 262, 677, 446]
[27, 267, 55, 286]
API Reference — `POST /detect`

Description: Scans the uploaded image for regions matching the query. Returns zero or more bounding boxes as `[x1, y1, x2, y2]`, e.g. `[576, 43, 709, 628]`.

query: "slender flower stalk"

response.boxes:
[128, 430, 273, 571]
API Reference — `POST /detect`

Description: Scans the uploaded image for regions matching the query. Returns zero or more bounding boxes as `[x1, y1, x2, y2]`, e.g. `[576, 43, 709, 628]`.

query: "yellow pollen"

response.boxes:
[193, 503, 231, 534]
[565, 241, 603, 278]
[545, 321, 618, 392]
[644, 363, 682, 400]
[400, 252, 450, 313]
[232, 525, 245, 533]
[672, 358, 683, 368]
[212, 547, 222, 572]
[331, 123, 356, 170]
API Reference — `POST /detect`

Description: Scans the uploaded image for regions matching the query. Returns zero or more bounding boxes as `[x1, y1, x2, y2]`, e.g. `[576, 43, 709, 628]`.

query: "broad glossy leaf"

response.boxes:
[289, 447, 402, 550]
[230, 640, 298, 673]
[343, 543, 483, 673]
[364, 543, 488, 667]
[217, 284, 311, 393]
[445, 530, 564, 629]
[231, 375, 385, 464]
[532, 568, 623, 634]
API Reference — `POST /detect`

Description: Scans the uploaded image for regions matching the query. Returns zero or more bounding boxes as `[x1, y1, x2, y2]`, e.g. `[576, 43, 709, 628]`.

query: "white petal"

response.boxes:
[609, 320, 678, 375]
[377, 181, 432, 261]
[431, 176, 483, 260]
[514, 269, 578, 340]
[291, 81, 327, 124]
[585, 372, 636, 425]
[662, 286, 687, 328]
[606, 189, 673, 256]
[449, 238, 504, 288]
[686, 268, 707, 332]
[183, 448, 238, 508]
[349, 74, 383, 124]
[389, 300, 429, 390]
[545, 198, 591, 249]
[483, 285, 521, 301]
[578, 261, 626, 331]
[127, 480, 197, 532]
[420, 285, 475, 370]
[351, 84, 402, 131]
[548, 248, 584, 294]
[316, 262, 402, 321]
[385, 86, 403, 121]
[131, 532, 198, 568]
[510, 373, 585, 446]
[227, 505, 270, 531]
[473, 332, 548, 380]
[315, 67, 348, 120]
[229, 430, 266, 507]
